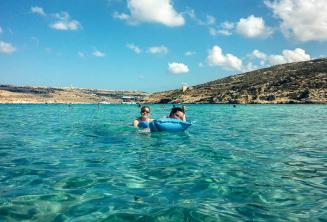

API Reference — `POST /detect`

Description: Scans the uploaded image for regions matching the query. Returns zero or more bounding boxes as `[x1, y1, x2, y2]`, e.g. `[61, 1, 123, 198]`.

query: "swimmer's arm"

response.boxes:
[133, 119, 139, 127]
[182, 105, 186, 121]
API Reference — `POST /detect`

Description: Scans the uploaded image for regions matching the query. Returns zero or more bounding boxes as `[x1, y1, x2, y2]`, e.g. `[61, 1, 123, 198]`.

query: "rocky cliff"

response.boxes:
[0, 85, 147, 104]
[144, 58, 327, 104]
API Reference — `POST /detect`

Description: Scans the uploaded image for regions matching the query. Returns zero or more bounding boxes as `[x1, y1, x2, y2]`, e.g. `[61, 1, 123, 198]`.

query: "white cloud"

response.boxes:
[115, 0, 185, 27]
[0, 41, 16, 54]
[251, 49, 267, 65]
[209, 27, 232, 36]
[54, 12, 69, 20]
[265, 0, 327, 42]
[207, 45, 243, 71]
[269, 55, 287, 65]
[93, 49, 106, 57]
[113, 12, 130, 20]
[243, 62, 258, 72]
[50, 12, 82, 31]
[185, 51, 195, 56]
[31, 6, 46, 16]
[186, 10, 216, 26]
[209, 21, 234, 37]
[252, 49, 267, 61]
[269, 48, 311, 65]
[126, 43, 142, 54]
[248, 48, 310, 66]
[236, 15, 273, 38]
[221, 21, 234, 30]
[206, 15, 216, 25]
[168, 62, 189, 74]
[148, 45, 168, 54]
[50, 21, 81, 30]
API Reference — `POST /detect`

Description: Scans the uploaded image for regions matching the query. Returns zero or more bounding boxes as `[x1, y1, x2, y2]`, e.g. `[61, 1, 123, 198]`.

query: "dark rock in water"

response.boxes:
[144, 58, 327, 104]
[134, 196, 144, 202]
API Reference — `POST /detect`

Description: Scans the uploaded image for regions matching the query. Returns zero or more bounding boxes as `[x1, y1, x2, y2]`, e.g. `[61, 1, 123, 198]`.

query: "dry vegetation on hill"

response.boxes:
[144, 58, 327, 104]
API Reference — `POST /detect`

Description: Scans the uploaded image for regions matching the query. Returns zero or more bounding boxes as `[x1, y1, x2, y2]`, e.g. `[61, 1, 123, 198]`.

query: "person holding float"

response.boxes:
[149, 106, 192, 132]
[168, 107, 186, 121]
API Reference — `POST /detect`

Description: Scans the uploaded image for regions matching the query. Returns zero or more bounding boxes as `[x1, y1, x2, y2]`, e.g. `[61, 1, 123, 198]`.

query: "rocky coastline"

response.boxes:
[144, 58, 327, 104]
[1, 58, 326, 104]
[0, 85, 147, 104]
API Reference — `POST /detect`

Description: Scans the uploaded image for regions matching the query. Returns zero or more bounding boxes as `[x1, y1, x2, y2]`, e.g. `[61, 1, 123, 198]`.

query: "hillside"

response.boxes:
[0, 85, 147, 104]
[144, 58, 327, 104]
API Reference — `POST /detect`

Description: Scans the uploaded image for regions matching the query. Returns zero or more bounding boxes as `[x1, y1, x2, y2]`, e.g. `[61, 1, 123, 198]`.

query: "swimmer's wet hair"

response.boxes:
[170, 107, 185, 115]
[141, 106, 150, 113]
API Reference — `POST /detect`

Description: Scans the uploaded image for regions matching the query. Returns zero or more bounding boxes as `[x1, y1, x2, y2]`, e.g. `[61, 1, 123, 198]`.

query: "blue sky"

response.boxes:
[0, 0, 326, 92]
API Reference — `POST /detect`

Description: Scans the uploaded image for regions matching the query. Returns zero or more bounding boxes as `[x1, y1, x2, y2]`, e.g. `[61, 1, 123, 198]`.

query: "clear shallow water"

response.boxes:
[0, 104, 327, 221]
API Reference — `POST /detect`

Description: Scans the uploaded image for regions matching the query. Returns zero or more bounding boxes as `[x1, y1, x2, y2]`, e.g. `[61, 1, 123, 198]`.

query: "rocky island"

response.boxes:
[1, 58, 326, 104]
[0, 85, 148, 104]
[144, 58, 327, 104]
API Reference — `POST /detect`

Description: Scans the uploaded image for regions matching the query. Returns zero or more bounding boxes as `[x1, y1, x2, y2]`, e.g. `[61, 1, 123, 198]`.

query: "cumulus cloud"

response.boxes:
[250, 49, 267, 65]
[248, 48, 311, 66]
[93, 49, 106, 57]
[50, 12, 82, 31]
[269, 48, 311, 65]
[0, 41, 16, 54]
[252, 49, 267, 60]
[207, 45, 243, 71]
[148, 45, 168, 54]
[243, 62, 259, 72]
[31, 6, 46, 16]
[168, 62, 189, 74]
[265, 0, 327, 42]
[114, 0, 185, 27]
[236, 15, 273, 38]
[126, 43, 142, 54]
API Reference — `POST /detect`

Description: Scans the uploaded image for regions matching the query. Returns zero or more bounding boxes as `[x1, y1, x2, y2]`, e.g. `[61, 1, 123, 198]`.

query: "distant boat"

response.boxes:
[121, 101, 136, 104]
[99, 101, 111, 104]
[121, 95, 137, 104]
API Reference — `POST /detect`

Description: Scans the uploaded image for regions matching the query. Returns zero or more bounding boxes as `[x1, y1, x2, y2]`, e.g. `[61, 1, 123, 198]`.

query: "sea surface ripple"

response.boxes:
[0, 104, 327, 221]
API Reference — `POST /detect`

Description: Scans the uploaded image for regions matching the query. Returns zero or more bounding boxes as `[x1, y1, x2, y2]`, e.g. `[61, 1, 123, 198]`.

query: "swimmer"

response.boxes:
[168, 107, 186, 121]
[133, 106, 154, 128]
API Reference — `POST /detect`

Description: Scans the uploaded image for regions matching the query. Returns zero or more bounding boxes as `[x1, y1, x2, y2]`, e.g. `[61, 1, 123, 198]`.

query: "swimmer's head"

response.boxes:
[169, 107, 185, 121]
[140, 106, 150, 117]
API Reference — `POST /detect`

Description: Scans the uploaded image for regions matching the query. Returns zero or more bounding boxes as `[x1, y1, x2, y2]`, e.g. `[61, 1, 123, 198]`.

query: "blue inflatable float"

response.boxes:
[149, 118, 192, 132]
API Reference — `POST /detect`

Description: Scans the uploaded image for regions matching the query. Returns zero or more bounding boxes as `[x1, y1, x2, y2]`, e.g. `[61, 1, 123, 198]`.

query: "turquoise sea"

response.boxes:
[0, 104, 327, 221]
